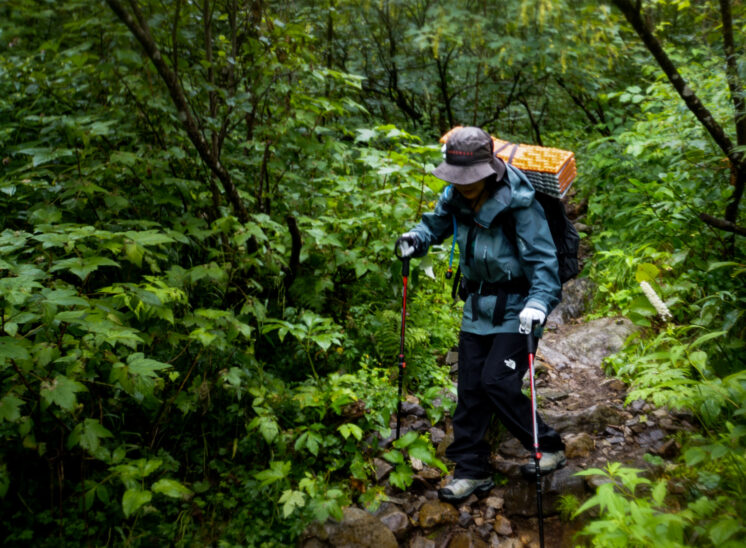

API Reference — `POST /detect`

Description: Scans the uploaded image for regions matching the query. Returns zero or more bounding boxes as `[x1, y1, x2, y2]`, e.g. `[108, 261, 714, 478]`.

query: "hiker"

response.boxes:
[396, 126, 566, 503]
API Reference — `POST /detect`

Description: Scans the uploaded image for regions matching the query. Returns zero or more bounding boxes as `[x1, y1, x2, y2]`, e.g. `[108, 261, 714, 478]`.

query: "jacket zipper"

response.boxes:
[482, 246, 492, 279]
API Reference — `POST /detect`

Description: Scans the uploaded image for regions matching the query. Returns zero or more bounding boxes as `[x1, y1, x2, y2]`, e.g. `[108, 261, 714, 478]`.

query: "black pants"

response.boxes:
[446, 331, 565, 479]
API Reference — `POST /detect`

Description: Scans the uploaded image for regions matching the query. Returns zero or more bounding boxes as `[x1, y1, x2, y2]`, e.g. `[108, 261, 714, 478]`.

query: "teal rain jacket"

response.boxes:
[408, 164, 561, 335]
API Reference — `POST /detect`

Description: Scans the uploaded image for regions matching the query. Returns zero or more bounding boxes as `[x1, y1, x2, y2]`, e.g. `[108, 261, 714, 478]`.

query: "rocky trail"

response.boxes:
[300, 278, 698, 548]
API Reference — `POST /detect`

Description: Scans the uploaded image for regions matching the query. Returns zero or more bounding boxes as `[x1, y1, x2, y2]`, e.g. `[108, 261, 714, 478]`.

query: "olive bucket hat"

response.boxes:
[432, 126, 506, 185]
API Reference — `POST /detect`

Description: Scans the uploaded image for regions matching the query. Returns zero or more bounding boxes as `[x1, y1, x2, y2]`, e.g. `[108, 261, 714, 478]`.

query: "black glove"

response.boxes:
[396, 232, 420, 258]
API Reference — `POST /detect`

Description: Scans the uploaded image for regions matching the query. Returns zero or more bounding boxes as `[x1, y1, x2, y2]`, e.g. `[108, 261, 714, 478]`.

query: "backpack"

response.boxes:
[503, 189, 580, 284]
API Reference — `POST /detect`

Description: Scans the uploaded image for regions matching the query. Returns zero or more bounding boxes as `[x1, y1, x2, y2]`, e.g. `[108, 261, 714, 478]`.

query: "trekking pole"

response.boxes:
[527, 320, 545, 548]
[394, 246, 410, 440]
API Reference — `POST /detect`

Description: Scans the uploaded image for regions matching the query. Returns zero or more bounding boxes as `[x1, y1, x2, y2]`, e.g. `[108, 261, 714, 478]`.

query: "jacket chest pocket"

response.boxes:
[473, 225, 519, 282]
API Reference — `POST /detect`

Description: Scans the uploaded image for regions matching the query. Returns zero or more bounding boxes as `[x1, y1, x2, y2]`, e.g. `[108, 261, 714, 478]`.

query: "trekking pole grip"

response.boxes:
[394, 243, 410, 277]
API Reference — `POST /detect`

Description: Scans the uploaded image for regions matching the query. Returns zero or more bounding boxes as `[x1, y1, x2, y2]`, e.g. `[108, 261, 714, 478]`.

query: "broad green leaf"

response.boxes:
[40, 375, 87, 412]
[279, 489, 306, 518]
[709, 518, 742, 544]
[123, 230, 175, 247]
[127, 353, 171, 378]
[392, 430, 418, 449]
[651, 479, 666, 506]
[123, 242, 144, 268]
[254, 461, 291, 486]
[388, 463, 413, 490]
[0, 338, 31, 364]
[338, 423, 363, 441]
[122, 488, 152, 517]
[0, 394, 24, 422]
[68, 418, 113, 453]
[51, 256, 119, 280]
[382, 450, 404, 465]
[41, 289, 88, 307]
[635, 263, 660, 283]
[152, 478, 193, 499]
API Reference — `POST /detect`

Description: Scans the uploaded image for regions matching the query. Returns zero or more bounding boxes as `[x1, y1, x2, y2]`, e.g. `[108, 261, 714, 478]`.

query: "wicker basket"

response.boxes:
[440, 128, 576, 198]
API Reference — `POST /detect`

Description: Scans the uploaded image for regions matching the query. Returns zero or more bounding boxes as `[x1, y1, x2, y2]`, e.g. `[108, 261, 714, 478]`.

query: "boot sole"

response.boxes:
[437, 480, 495, 504]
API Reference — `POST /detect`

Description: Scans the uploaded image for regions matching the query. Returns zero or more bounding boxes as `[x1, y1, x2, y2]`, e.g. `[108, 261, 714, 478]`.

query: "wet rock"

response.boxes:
[499, 438, 528, 459]
[564, 432, 595, 458]
[374, 458, 393, 481]
[585, 474, 612, 491]
[603, 378, 627, 392]
[447, 531, 489, 548]
[300, 507, 397, 548]
[659, 417, 677, 431]
[409, 536, 436, 548]
[483, 496, 504, 510]
[520, 530, 540, 547]
[493, 457, 523, 478]
[630, 399, 646, 412]
[653, 438, 680, 459]
[430, 427, 446, 445]
[543, 317, 637, 367]
[546, 278, 596, 325]
[437, 430, 455, 457]
[458, 510, 474, 528]
[503, 467, 585, 517]
[543, 403, 624, 434]
[476, 523, 493, 539]
[541, 388, 571, 402]
[410, 419, 431, 431]
[419, 466, 442, 481]
[652, 408, 669, 419]
[401, 401, 427, 417]
[483, 506, 496, 520]
[499, 539, 523, 548]
[637, 428, 665, 446]
[378, 508, 411, 539]
[493, 515, 513, 536]
[418, 500, 459, 528]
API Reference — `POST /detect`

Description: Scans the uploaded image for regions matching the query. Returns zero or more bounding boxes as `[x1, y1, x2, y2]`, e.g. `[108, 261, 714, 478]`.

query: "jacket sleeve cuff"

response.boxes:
[525, 299, 547, 314]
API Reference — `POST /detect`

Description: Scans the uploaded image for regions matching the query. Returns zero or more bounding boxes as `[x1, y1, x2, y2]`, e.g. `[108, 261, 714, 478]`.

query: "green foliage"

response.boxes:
[574, 463, 746, 547]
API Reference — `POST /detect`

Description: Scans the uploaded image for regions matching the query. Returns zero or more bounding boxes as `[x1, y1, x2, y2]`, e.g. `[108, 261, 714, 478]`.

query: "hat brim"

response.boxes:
[431, 157, 506, 185]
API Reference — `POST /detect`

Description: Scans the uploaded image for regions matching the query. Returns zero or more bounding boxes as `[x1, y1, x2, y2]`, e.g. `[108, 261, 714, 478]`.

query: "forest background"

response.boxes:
[0, 0, 744, 546]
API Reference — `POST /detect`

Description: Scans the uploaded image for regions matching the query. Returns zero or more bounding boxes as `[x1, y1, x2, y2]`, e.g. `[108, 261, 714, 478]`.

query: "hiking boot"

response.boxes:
[520, 451, 566, 478]
[437, 477, 494, 503]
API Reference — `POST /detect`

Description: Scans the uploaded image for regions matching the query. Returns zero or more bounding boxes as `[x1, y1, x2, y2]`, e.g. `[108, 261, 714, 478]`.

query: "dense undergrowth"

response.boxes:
[1, 1, 744, 547]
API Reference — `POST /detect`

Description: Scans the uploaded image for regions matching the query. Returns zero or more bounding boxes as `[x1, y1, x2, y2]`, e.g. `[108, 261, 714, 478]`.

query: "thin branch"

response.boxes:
[699, 213, 746, 236]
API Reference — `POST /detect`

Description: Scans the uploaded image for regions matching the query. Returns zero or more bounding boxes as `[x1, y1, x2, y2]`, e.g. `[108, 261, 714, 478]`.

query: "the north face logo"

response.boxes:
[504, 359, 516, 370]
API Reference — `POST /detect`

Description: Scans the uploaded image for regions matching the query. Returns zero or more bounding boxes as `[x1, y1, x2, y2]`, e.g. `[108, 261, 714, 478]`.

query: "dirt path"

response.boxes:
[301, 281, 697, 547]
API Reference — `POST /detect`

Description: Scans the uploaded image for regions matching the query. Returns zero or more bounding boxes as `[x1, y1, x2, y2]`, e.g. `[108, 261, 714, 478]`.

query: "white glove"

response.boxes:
[519, 306, 546, 334]
[396, 232, 419, 258]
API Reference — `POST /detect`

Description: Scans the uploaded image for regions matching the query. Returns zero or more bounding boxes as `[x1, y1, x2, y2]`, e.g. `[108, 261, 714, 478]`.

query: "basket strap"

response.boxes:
[507, 144, 519, 165]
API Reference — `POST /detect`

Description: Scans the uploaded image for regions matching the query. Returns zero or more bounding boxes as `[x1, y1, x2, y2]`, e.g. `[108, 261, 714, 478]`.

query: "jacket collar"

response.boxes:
[444, 183, 511, 227]
[474, 183, 511, 227]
